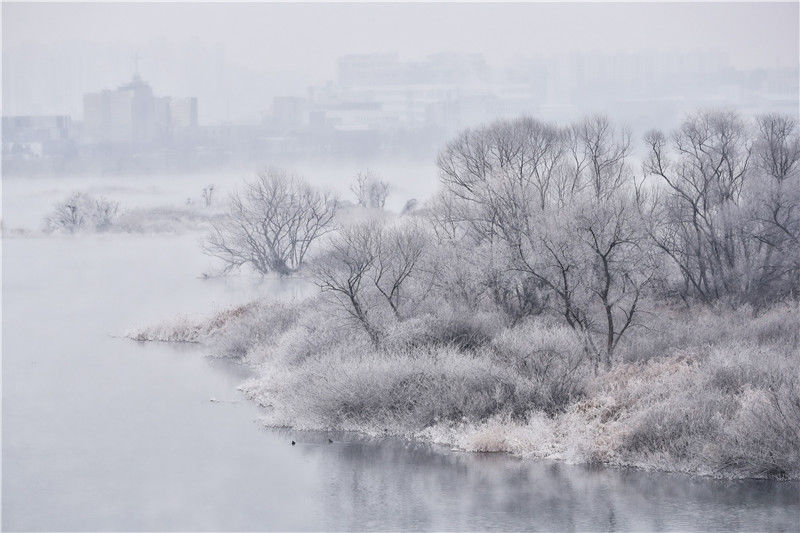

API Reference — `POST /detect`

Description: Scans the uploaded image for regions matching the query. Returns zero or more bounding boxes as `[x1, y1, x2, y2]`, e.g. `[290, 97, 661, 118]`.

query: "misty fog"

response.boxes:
[3, 3, 800, 532]
[3, 2, 798, 178]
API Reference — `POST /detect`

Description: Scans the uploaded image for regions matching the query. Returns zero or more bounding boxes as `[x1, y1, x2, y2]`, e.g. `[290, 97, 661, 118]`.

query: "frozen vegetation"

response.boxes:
[131, 110, 800, 480]
[40, 187, 225, 235]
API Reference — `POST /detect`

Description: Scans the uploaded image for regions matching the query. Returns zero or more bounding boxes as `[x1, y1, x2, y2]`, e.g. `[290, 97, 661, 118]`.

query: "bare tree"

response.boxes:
[372, 222, 430, 319]
[566, 115, 632, 202]
[201, 184, 215, 207]
[755, 114, 800, 183]
[577, 200, 654, 368]
[310, 221, 382, 345]
[310, 219, 433, 343]
[436, 117, 566, 240]
[435, 117, 573, 324]
[434, 115, 573, 337]
[205, 169, 338, 276]
[508, 195, 653, 371]
[351, 171, 391, 209]
[750, 113, 800, 302]
[642, 111, 756, 303]
[435, 115, 653, 364]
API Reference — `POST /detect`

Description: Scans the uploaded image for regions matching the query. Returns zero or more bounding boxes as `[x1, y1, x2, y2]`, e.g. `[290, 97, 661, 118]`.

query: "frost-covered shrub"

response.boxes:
[705, 344, 787, 394]
[490, 319, 589, 413]
[244, 346, 542, 432]
[718, 379, 800, 479]
[240, 315, 591, 434]
[747, 304, 800, 346]
[115, 205, 224, 234]
[208, 298, 304, 358]
[430, 311, 503, 350]
[617, 302, 800, 363]
[127, 315, 211, 343]
[249, 306, 374, 366]
[127, 303, 254, 344]
[134, 284, 799, 478]
[430, 414, 558, 455]
[707, 343, 800, 478]
[382, 307, 503, 351]
[44, 192, 119, 233]
[42, 193, 227, 235]
[601, 340, 800, 478]
[621, 385, 733, 463]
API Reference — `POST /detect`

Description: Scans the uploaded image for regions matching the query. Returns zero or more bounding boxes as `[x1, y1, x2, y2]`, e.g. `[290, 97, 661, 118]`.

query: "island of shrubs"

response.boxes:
[135, 110, 800, 480]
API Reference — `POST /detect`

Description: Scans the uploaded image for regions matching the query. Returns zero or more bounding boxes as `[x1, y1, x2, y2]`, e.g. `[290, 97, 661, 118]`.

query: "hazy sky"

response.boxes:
[3, 2, 798, 121]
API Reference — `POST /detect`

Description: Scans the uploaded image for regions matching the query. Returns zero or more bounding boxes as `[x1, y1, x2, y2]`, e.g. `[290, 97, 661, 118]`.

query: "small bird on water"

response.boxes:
[328, 438, 333, 444]
[291, 440, 296, 446]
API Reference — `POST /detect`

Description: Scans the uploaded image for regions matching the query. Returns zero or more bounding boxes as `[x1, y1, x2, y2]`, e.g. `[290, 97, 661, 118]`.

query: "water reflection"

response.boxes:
[289, 432, 800, 532]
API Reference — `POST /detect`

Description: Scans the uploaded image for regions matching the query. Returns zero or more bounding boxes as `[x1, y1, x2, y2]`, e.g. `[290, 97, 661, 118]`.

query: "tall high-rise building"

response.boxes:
[83, 74, 196, 145]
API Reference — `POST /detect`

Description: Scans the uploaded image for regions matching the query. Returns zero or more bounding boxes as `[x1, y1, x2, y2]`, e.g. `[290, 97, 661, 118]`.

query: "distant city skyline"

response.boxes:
[3, 46, 796, 125]
[4, 45, 797, 176]
[3, 2, 798, 175]
[3, 2, 797, 123]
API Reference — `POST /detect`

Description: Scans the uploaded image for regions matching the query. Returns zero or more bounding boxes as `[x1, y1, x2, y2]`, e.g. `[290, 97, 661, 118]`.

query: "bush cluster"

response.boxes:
[137, 109, 800, 479]
[44, 192, 119, 233]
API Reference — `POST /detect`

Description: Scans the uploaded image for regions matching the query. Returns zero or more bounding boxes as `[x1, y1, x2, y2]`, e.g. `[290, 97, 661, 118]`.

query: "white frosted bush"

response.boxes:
[595, 341, 800, 478]
[422, 414, 559, 456]
[44, 192, 119, 233]
[618, 302, 800, 363]
[381, 307, 504, 351]
[207, 298, 303, 358]
[719, 382, 800, 479]
[244, 346, 543, 433]
[126, 302, 255, 344]
[115, 205, 224, 234]
[490, 319, 589, 413]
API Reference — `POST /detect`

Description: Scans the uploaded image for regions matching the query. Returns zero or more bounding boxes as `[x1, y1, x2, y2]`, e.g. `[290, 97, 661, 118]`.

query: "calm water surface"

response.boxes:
[3, 222, 799, 531]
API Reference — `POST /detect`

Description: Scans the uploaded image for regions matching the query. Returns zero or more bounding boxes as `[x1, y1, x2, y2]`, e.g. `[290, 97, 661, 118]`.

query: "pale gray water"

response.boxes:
[2, 178, 799, 531]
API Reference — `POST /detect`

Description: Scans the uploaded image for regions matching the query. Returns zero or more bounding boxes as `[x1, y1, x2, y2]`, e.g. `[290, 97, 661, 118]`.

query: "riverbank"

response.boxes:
[131, 294, 800, 481]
